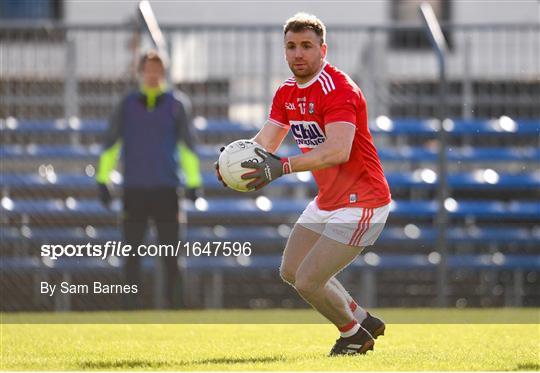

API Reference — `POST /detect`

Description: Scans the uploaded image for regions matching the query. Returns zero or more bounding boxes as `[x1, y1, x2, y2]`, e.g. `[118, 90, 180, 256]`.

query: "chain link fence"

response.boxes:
[1, 21, 539, 312]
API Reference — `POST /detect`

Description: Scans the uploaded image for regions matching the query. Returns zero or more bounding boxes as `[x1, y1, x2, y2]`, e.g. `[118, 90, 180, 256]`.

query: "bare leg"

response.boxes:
[279, 224, 321, 285]
[294, 235, 363, 327]
[328, 277, 353, 303]
[280, 224, 367, 326]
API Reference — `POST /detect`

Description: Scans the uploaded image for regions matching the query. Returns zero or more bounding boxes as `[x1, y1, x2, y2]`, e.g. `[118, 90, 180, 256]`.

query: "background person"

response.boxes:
[96, 51, 203, 309]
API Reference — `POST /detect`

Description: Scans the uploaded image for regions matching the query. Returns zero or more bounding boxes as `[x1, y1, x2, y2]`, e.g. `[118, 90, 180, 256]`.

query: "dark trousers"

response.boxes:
[122, 187, 182, 309]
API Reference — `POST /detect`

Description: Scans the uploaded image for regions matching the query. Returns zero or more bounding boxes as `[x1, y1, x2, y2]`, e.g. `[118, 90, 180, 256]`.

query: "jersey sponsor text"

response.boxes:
[290, 121, 326, 148]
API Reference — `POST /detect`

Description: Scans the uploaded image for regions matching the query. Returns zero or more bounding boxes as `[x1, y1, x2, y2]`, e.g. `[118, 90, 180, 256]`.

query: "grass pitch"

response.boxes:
[1, 309, 539, 371]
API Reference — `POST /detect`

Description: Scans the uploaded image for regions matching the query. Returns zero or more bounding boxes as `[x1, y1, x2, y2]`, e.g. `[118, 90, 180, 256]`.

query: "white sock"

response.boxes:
[339, 320, 360, 338]
[350, 301, 368, 323]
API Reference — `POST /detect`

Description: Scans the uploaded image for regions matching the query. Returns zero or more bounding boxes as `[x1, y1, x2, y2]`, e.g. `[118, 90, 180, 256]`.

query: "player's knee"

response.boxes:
[294, 273, 321, 299]
[279, 266, 295, 285]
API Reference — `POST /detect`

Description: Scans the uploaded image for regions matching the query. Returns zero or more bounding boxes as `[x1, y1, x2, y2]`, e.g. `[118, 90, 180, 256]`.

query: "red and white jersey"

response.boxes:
[269, 61, 391, 210]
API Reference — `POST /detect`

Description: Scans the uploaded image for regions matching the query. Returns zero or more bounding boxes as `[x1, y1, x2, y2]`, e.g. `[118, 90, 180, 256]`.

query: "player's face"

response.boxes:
[141, 60, 165, 88]
[284, 29, 327, 83]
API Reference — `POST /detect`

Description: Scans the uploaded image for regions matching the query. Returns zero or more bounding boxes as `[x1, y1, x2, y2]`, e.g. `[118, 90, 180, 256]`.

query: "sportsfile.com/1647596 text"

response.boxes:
[40, 241, 252, 260]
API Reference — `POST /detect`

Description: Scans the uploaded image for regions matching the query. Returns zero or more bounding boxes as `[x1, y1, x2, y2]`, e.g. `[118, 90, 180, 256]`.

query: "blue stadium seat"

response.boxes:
[4, 170, 538, 192]
[447, 147, 540, 162]
[0, 257, 43, 272]
[381, 226, 540, 245]
[185, 253, 540, 271]
[0, 226, 120, 245]
[0, 118, 271, 137]
[0, 197, 306, 225]
[0, 145, 100, 162]
[2, 197, 539, 222]
[1, 173, 98, 190]
[1, 254, 538, 274]
[447, 172, 540, 189]
[368, 118, 539, 136]
[368, 118, 438, 135]
[3, 117, 538, 137]
[387, 171, 540, 190]
[376, 146, 540, 162]
[2, 119, 106, 135]
[5, 224, 309, 248]
[2, 144, 538, 164]
[451, 119, 540, 135]
[182, 170, 540, 191]
[0, 172, 310, 192]
[391, 200, 539, 219]
[446, 254, 540, 270]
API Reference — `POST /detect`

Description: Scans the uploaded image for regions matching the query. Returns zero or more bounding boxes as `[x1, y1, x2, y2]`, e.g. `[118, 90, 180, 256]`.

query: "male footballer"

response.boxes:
[217, 13, 391, 355]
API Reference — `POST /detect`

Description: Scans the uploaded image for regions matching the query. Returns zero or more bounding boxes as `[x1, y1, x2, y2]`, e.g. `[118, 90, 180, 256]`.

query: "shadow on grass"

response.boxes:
[79, 359, 169, 369]
[78, 356, 285, 369]
[514, 363, 540, 371]
[190, 356, 285, 365]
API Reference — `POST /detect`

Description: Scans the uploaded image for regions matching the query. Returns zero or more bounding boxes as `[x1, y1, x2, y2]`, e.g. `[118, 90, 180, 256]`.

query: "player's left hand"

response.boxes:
[241, 148, 291, 190]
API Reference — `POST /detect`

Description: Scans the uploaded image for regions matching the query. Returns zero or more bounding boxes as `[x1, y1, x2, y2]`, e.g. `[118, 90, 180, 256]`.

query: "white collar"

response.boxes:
[296, 60, 328, 89]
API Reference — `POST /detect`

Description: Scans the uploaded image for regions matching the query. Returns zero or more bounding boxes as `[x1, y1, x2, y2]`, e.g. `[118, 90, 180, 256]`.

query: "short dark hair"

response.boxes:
[283, 13, 326, 44]
[138, 50, 165, 71]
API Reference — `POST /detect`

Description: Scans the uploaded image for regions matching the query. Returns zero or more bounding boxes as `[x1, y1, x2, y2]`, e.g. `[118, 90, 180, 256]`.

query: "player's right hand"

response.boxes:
[97, 182, 112, 208]
[215, 146, 228, 187]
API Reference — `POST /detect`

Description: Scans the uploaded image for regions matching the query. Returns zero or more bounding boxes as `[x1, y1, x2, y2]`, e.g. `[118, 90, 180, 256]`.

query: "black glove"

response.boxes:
[214, 146, 228, 187]
[241, 148, 291, 190]
[97, 182, 112, 208]
[185, 187, 202, 202]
